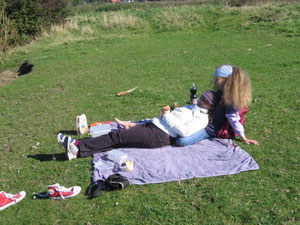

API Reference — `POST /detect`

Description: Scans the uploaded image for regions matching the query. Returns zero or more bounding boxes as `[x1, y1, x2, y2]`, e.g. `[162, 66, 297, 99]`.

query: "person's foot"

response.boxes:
[48, 184, 81, 200]
[57, 133, 78, 160]
[57, 133, 68, 148]
[115, 118, 130, 129]
[76, 114, 89, 135]
[0, 191, 26, 211]
[66, 136, 79, 161]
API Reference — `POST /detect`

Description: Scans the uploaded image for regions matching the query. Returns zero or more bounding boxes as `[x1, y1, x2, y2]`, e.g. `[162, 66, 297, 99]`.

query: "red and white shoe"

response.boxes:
[48, 184, 81, 200]
[76, 114, 89, 135]
[0, 191, 26, 211]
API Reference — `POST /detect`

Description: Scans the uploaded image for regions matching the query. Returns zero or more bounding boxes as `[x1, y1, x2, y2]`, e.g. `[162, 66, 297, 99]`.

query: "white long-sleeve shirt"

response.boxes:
[225, 111, 245, 137]
[151, 105, 209, 138]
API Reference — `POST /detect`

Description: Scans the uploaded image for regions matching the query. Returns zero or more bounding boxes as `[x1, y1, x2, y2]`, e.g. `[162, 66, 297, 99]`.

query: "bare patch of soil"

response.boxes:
[0, 70, 18, 87]
[0, 61, 34, 87]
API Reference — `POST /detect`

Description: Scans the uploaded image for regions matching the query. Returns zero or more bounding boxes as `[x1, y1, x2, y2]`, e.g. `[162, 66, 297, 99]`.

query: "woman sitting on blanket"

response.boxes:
[58, 90, 217, 160]
[176, 65, 259, 147]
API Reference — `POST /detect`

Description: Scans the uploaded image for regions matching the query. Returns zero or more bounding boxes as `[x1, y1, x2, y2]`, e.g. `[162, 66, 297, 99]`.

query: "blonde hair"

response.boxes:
[222, 67, 252, 110]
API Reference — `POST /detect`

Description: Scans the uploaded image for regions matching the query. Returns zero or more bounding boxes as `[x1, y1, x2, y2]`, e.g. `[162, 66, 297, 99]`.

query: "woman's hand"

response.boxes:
[159, 106, 170, 118]
[242, 136, 260, 146]
[161, 106, 170, 116]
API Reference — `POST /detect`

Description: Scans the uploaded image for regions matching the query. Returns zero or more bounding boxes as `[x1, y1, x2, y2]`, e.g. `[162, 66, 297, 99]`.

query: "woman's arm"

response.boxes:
[241, 136, 259, 145]
[225, 111, 259, 146]
[225, 112, 245, 137]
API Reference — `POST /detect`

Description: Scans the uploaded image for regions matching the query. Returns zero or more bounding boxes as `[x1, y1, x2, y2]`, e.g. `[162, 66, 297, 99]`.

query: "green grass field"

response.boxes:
[0, 1, 299, 224]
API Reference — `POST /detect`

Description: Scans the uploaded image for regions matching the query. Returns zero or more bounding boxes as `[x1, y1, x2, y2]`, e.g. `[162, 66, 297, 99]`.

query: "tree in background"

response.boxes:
[0, 2, 19, 52]
[35, 0, 70, 25]
[3, 0, 41, 43]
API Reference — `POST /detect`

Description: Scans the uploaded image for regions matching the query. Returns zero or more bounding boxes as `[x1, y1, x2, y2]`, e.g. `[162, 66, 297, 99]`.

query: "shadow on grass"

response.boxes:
[56, 130, 77, 135]
[28, 153, 66, 162]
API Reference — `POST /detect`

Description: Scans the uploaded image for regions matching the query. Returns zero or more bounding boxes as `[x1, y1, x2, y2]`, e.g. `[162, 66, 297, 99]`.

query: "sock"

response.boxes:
[75, 140, 80, 157]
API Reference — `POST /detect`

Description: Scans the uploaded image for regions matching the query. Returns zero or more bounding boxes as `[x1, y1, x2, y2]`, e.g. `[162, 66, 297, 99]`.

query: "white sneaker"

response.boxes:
[76, 114, 89, 135]
[66, 137, 79, 161]
[57, 133, 67, 147]
[48, 184, 81, 200]
[0, 191, 26, 211]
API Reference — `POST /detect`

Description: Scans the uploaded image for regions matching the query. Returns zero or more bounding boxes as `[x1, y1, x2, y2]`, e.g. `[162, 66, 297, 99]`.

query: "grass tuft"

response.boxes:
[101, 11, 146, 30]
[153, 6, 204, 31]
[81, 25, 94, 35]
[42, 20, 80, 37]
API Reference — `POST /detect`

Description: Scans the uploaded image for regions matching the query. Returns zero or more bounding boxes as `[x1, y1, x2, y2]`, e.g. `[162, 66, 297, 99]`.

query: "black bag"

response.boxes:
[86, 174, 129, 199]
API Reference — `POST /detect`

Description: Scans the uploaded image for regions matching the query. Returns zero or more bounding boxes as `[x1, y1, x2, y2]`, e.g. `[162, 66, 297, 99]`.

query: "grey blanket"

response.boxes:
[92, 138, 259, 185]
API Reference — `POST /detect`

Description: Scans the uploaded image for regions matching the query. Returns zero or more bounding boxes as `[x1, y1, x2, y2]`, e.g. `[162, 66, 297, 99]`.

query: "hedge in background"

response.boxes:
[0, 0, 70, 51]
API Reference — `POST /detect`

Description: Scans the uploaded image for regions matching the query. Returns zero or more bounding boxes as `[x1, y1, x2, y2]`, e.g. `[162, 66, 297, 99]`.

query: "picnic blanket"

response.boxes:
[92, 138, 259, 185]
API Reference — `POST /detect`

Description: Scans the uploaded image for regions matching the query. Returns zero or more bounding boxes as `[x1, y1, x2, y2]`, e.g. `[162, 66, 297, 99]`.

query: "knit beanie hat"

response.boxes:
[214, 65, 233, 77]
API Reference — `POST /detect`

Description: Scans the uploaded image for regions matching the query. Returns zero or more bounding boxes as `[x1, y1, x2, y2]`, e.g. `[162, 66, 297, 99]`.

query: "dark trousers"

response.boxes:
[78, 123, 175, 157]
